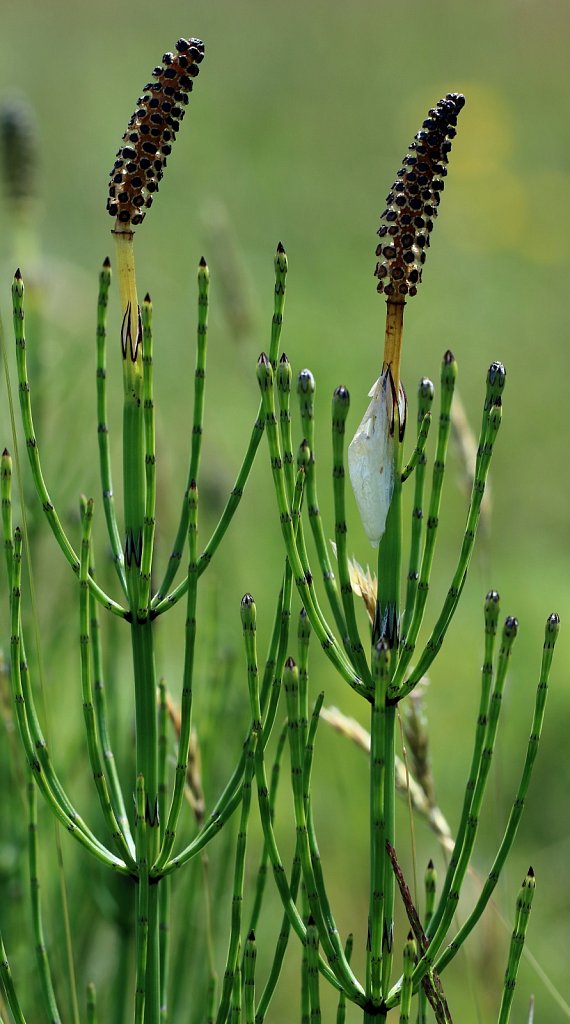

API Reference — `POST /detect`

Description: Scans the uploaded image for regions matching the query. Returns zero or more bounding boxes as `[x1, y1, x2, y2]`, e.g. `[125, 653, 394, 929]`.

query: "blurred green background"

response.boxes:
[0, 0, 569, 1021]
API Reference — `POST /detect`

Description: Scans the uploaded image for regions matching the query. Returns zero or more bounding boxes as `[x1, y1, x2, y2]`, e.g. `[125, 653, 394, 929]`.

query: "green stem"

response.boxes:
[391, 352, 456, 690]
[400, 379, 433, 643]
[435, 614, 558, 975]
[153, 483, 198, 873]
[95, 257, 128, 596]
[139, 294, 156, 616]
[331, 386, 372, 682]
[153, 246, 286, 612]
[12, 271, 125, 617]
[257, 354, 369, 701]
[153, 258, 209, 603]
[27, 773, 61, 1022]
[79, 497, 137, 869]
[497, 870, 535, 1024]
[297, 369, 346, 640]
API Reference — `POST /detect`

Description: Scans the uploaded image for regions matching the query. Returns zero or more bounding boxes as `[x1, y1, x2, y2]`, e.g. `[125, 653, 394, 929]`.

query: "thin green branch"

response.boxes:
[12, 271, 126, 617]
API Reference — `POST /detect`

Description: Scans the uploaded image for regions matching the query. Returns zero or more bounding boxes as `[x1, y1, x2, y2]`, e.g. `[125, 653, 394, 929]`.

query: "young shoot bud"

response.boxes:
[348, 369, 406, 547]
[256, 352, 273, 391]
[107, 37, 205, 230]
[240, 593, 256, 631]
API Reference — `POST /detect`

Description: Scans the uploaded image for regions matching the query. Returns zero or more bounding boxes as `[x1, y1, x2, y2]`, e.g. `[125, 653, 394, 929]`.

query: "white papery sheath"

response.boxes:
[348, 370, 395, 548]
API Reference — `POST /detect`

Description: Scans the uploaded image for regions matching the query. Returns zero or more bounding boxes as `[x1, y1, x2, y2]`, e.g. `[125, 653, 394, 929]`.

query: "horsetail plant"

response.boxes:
[0, 36, 561, 1024]
[253, 90, 559, 1023]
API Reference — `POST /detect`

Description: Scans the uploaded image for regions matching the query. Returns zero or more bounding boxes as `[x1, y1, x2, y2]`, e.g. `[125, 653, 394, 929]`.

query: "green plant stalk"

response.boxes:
[153, 246, 286, 612]
[230, 958, 242, 1024]
[117, 235, 162, 1020]
[425, 591, 499, 939]
[157, 683, 169, 1024]
[392, 352, 457, 689]
[283, 659, 361, 997]
[400, 413, 431, 483]
[139, 295, 156, 615]
[247, 722, 288, 938]
[374, 405, 405, 1001]
[331, 386, 372, 682]
[297, 370, 346, 640]
[135, 774, 150, 1024]
[86, 982, 97, 1024]
[388, 616, 519, 1005]
[301, 892, 311, 1024]
[336, 934, 353, 1024]
[306, 920, 321, 1023]
[276, 353, 295, 501]
[214, 726, 256, 1024]
[400, 379, 433, 643]
[95, 257, 127, 596]
[417, 861, 436, 1024]
[255, 841, 302, 1024]
[497, 870, 535, 1024]
[79, 497, 137, 869]
[0, 931, 27, 1024]
[397, 398, 502, 700]
[27, 772, 61, 1022]
[6, 527, 127, 870]
[244, 931, 256, 1024]
[154, 258, 209, 604]
[435, 614, 558, 974]
[398, 935, 415, 1024]
[368, 640, 390, 1006]
[90, 581, 135, 859]
[154, 483, 199, 873]
[132, 620, 160, 1023]
[160, 564, 292, 878]
[254, 685, 317, 1021]
[257, 354, 368, 701]
[248, 654, 348, 1000]
[11, 272, 126, 617]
